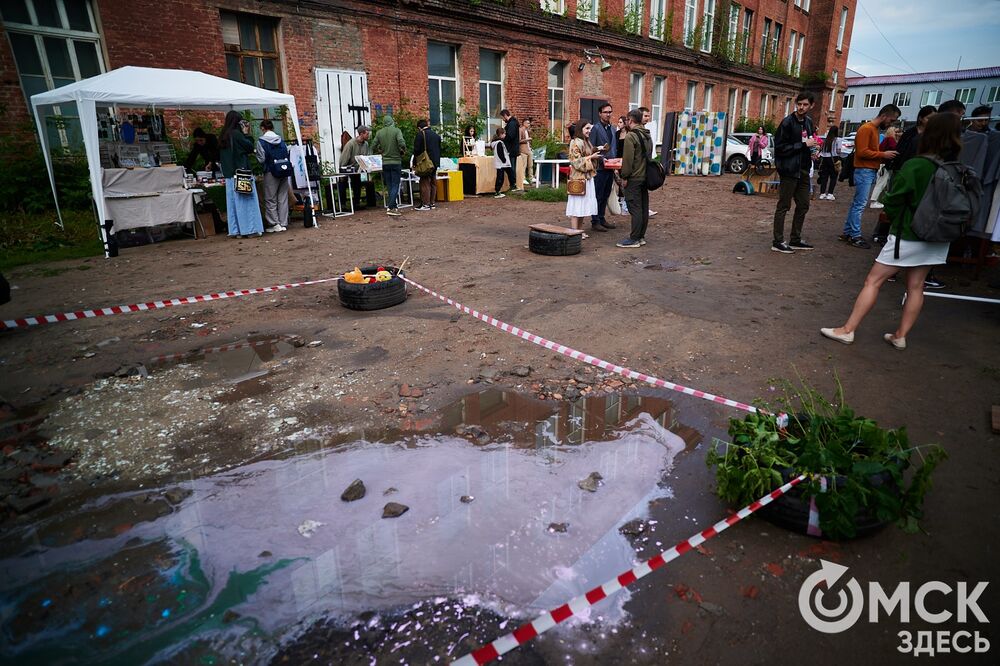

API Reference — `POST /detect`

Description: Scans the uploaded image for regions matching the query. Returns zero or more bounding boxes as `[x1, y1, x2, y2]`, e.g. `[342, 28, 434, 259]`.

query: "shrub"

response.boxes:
[0, 121, 92, 214]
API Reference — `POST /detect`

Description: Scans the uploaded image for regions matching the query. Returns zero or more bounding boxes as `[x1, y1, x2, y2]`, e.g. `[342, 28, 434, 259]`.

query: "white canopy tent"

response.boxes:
[30, 66, 315, 256]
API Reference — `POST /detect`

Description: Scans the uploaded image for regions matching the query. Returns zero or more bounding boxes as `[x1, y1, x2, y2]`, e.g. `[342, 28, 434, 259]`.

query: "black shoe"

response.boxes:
[590, 224, 608, 232]
[849, 237, 871, 249]
[837, 234, 852, 243]
[789, 240, 814, 250]
[600, 220, 617, 229]
[771, 241, 794, 254]
[923, 277, 946, 289]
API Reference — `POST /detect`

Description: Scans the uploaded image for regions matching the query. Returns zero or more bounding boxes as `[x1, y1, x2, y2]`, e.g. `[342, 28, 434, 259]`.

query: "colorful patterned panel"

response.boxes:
[672, 111, 726, 176]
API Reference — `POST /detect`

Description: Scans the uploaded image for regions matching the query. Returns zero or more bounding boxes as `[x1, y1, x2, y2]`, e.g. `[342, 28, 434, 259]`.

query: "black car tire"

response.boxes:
[338, 266, 407, 311]
[529, 229, 582, 256]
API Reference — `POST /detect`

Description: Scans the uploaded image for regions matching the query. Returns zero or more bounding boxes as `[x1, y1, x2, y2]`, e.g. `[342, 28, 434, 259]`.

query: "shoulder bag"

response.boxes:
[234, 169, 254, 194]
[413, 129, 435, 176]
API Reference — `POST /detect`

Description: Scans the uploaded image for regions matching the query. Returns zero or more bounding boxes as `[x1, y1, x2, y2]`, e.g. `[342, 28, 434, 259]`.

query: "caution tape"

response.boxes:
[401, 276, 758, 414]
[0, 277, 341, 331]
[452, 474, 806, 665]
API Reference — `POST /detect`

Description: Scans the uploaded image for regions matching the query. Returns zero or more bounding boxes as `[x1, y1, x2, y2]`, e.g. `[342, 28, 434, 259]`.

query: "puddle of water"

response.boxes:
[146, 334, 297, 389]
[0, 390, 703, 664]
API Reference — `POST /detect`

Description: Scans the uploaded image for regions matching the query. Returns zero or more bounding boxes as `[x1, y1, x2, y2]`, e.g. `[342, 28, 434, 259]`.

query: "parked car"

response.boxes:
[839, 132, 856, 156]
[730, 132, 775, 148]
[724, 135, 772, 173]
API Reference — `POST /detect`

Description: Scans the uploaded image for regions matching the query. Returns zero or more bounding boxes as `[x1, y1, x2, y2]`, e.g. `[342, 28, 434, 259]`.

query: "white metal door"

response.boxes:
[315, 68, 371, 166]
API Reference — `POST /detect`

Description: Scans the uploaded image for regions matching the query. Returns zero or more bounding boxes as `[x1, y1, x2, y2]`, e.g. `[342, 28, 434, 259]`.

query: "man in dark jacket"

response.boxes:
[413, 119, 442, 210]
[771, 91, 818, 253]
[500, 109, 520, 192]
[616, 109, 651, 248]
[589, 102, 619, 231]
[184, 128, 220, 174]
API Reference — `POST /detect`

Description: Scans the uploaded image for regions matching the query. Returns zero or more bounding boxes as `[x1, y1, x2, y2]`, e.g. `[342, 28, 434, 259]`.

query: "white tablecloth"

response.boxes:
[103, 166, 196, 232]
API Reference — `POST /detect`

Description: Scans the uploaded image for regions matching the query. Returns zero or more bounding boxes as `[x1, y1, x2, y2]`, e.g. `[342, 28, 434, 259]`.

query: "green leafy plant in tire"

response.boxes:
[707, 376, 947, 539]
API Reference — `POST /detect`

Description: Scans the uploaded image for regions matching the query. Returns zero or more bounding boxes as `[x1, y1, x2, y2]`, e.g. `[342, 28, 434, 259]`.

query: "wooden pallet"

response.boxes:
[529, 223, 583, 236]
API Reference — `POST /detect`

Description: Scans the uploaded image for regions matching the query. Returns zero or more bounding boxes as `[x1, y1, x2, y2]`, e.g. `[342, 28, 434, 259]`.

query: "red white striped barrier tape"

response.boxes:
[401, 276, 759, 415]
[452, 474, 806, 665]
[0, 277, 340, 331]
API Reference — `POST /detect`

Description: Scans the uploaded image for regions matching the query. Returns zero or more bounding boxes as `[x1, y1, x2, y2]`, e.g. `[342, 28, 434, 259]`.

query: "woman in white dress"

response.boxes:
[821, 113, 964, 350]
[565, 119, 601, 238]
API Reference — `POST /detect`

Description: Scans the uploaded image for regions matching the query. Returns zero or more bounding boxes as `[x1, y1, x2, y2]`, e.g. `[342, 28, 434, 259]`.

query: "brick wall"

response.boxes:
[1, 0, 858, 152]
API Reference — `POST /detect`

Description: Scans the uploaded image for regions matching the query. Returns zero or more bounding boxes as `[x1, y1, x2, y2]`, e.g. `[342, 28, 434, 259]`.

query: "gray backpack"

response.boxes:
[895, 156, 981, 258]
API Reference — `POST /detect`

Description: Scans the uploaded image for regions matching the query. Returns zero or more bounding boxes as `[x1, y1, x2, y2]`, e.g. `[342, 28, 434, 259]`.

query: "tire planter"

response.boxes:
[757, 466, 899, 539]
[337, 265, 407, 311]
[529, 229, 582, 256]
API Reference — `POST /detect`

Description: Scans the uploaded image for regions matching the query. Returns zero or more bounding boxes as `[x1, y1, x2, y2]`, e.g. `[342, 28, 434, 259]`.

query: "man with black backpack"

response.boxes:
[256, 120, 291, 232]
[616, 109, 651, 248]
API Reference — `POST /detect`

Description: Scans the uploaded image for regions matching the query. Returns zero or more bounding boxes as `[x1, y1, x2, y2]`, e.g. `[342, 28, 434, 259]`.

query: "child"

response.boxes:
[491, 127, 511, 198]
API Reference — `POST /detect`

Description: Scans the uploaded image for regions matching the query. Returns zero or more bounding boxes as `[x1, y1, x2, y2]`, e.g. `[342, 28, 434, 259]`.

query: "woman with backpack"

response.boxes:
[821, 113, 964, 350]
[255, 120, 291, 232]
[564, 118, 601, 237]
[219, 111, 264, 238]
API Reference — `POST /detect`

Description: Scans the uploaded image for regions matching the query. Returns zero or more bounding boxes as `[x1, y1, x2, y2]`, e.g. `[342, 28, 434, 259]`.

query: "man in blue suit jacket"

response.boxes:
[589, 102, 619, 230]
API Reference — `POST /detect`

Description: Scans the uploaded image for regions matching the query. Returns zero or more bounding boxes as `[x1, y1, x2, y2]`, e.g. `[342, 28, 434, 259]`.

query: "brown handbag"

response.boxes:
[566, 179, 586, 196]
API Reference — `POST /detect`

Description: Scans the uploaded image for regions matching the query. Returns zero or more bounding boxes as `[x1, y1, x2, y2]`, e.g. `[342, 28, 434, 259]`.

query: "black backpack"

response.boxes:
[894, 156, 982, 258]
[639, 133, 666, 190]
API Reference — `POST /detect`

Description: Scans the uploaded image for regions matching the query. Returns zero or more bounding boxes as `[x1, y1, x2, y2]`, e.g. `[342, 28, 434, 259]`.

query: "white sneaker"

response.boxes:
[870, 201, 884, 209]
[828, 194, 835, 201]
[494, 193, 506, 199]
[265, 226, 281, 233]
[648, 209, 658, 216]
[820, 194, 829, 200]
[276, 225, 287, 232]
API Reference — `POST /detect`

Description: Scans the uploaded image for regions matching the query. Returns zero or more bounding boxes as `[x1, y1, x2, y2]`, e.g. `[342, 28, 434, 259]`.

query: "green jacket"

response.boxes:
[883, 156, 937, 241]
[339, 137, 370, 171]
[219, 129, 254, 177]
[372, 116, 406, 165]
[620, 127, 650, 182]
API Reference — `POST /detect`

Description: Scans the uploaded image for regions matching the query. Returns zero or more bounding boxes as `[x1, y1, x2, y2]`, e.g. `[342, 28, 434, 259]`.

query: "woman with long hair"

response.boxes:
[218, 110, 264, 238]
[821, 113, 963, 350]
[817, 126, 841, 200]
[748, 126, 768, 169]
[564, 118, 600, 237]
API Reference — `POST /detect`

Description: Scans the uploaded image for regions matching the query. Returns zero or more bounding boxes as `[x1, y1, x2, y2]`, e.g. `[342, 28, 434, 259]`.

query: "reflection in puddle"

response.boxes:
[146, 334, 297, 389]
[0, 391, 700, 664]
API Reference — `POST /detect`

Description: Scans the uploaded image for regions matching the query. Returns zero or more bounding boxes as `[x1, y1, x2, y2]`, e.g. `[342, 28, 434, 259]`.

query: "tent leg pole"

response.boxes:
[94, 198, 118, 258]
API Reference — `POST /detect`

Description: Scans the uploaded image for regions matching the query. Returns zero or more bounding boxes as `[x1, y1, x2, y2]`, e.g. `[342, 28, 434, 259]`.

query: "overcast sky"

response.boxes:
[846, 0, 1000, 76]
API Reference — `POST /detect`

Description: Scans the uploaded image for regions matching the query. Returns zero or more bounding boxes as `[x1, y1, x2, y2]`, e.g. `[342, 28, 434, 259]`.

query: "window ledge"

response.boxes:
[577, 16, 599, 24]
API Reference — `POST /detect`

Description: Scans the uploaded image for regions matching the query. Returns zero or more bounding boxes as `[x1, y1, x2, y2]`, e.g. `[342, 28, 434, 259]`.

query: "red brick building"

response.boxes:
[2, 0, 857, 161]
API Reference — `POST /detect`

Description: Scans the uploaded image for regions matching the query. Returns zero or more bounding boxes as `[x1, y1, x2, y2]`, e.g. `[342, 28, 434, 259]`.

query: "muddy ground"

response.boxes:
[1, 174, 998, 665]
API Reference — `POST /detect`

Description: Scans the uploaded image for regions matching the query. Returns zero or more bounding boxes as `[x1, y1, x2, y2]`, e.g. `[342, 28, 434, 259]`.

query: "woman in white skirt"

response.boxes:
[565, 119, 601, 238]
[821, 113, 963, 350]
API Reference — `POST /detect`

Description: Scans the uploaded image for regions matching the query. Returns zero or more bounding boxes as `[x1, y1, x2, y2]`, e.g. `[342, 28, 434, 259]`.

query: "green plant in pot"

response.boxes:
[706, 378, 946, 540]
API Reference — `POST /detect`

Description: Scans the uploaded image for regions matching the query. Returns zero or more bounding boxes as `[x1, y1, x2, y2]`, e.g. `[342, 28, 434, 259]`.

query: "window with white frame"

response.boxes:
[624, 0, 642, 34]
[428, 42, 458, 126]
[864, 93, 882, 108]
[794, 33, 804, 75]
[2, 0, 106, 149]
[832, 70, 839, 85]
[987, 86, 1000, 103]
[630, 72, 645, 111]
[759, 93, 769, 118]
[741, 89, 750, 118]
[828, 89, 836, 112]
[686, 81, 697, 111]
[843, 93, 854, 109]
[576, 0, 599, 23]
[703, 83, 714, 111]
[479, 49, 504, 140]
[683, 0, 697, 48]
[649, 0, 667, 40]
[919, 89, 942, 106]
[540, 0, 565, 14]
[728, 3, 740, 50]
[785, 97, 792, 115]
[837, 7, 848, 51]
[741, 9, 753, 63]
[702, 0, 716, 53]
[803, 0, 811, 10]
[955, 88, 976, 104]
[728, 87, 738, 121]
[651, 76, 666, 145]
[771, 22, 783, 64]
[548, 60, 565, 138]
[891, 91, 910, 108]
[760, 18, 772, 66]
[787, 31, 797, 67]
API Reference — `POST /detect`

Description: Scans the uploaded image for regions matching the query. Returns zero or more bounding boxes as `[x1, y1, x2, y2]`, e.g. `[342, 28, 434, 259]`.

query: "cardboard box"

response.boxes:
[195, 210, 216, 238]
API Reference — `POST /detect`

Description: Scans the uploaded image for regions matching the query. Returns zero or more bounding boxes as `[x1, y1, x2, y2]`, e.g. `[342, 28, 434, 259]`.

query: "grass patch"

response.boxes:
[0, 209, 103, 271]
[515, 186, 568, 203]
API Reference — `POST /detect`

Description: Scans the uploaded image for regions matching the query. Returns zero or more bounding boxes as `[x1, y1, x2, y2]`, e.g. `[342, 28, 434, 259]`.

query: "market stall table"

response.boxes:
[534, 159, 570, 188]
[102, 166, 196, 232]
